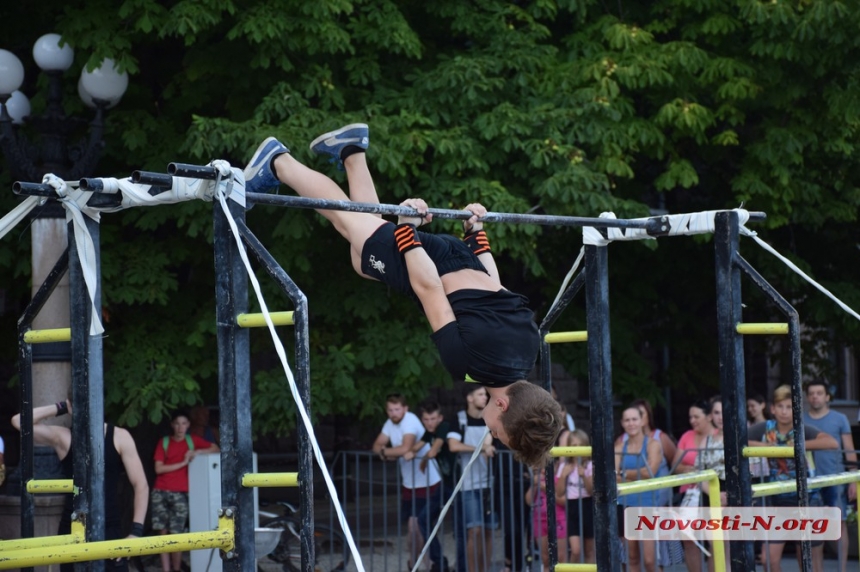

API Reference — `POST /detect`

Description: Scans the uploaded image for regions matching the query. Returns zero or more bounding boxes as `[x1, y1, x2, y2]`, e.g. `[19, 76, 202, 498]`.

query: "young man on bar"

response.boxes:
[244, 124, 563, 466]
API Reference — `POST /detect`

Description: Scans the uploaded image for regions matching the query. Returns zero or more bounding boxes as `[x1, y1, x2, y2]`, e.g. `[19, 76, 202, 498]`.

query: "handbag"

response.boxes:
[679, 435, 706, 508]
[680, 485, 701, 507]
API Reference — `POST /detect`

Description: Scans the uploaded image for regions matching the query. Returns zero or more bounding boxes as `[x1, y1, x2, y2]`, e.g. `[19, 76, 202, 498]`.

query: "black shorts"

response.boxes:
[360, 222, 487, 301]
[764, 491, 824, 547]
[567, 497, 594, 539]
[431, 289, 539, 386]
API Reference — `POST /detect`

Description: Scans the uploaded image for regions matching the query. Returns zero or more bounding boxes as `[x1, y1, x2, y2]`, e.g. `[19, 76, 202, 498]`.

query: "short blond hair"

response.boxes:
[773, 384, 792, 404]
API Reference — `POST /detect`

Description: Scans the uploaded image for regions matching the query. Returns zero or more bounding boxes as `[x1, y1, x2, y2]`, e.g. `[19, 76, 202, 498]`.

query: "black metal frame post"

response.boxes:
[538, 271, 587, 570]
[68, 216, 105, 572]
[734, 254, 811, 571]
[235, 220, 315, 572]
[17, 248, 69, 570]
[214, 200, 255, 571]
[584, 244, 620, 572]
[713, 212, 755, 571]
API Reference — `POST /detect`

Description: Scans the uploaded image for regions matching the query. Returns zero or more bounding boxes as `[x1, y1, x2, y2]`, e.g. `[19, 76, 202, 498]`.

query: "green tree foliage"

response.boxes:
[2, 0, 859, 434]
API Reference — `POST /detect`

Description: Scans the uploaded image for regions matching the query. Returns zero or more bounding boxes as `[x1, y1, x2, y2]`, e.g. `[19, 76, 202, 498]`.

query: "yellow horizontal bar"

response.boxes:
[736, 323, 788, 335]
[544, 331, 587, 344]
[236, 312, 294, 328]
[0, 516, 234, 570]
[554, 565, 597, 572]
[752, 470, 860, 498]
[27, 479, 74, 494]
[551, 446, 592, 458]
[242, 472, 299, 488]
[743, 446, 794, 458]
[23, 328, 71, 343]
[618, 470, 719, 496]
[0, 534, 80, 551]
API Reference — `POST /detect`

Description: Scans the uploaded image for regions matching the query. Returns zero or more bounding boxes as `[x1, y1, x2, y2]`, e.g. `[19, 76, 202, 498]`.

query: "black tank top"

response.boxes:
[60, 424, 122, 526]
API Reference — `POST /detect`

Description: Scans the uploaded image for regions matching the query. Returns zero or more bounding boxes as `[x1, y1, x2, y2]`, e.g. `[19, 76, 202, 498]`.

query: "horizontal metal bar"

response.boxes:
[0, 534, 80, 551]
[544, 331, 587, 344]
[131, 170, 174, 187]
[744, 446, 794, 458]
[551, 446, 592, 458]
[618, 469, 719, 496]
[736, 322, 788, 335]
[246, 192, 668, 230]
[78, 178, 119, 193]
[554, 565, 597, 572]
[752, 470, 860, 498]
[241, 472, 299, 488]
[167, 162, 219, 180]
[23, 328, 71, 344]
[236, 312, 294, 328]
[0, 516, 234, 570]
[27, 479, 74, 494]
[12, 181, 55, 197]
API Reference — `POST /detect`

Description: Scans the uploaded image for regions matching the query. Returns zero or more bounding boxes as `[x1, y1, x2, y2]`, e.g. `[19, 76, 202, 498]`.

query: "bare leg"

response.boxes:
[170, 551, 182, 571]
[271, 152, 385, 276]
[343, 153, 382, 210]
[159, 531, 170, 572]
[683, 540, 703, 572]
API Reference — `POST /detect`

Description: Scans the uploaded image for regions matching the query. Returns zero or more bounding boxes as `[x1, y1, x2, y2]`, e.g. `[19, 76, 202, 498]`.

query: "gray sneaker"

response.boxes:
[309, 123, 369, 169]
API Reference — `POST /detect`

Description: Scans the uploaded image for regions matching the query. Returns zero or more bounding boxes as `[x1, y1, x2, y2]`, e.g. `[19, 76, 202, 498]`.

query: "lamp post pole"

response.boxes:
[0, 35, 127, 476]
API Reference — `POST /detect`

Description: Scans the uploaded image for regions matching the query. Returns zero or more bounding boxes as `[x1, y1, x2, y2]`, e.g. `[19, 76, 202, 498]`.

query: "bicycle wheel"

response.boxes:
[262, 518, 302, 572]
[264, 519, 350, 572]
[310, 524, 350, 572]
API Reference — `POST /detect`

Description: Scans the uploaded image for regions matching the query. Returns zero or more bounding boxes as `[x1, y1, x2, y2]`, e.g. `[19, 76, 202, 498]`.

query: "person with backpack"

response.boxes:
[151, 409, 219, 572]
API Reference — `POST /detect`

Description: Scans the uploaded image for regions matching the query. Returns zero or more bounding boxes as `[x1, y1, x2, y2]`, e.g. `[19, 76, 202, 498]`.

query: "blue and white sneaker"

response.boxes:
[309, 123, 369, 169]
[243, 137, 290, 195]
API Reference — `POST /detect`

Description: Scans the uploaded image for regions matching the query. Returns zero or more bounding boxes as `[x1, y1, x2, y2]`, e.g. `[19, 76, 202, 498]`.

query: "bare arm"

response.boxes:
[372, 432, 390, 458]
[11, 402, 71, 458]
[373, 428, 417, 460]
[424, 437, 443, 458]
[805, 431, 837, 451]
[555, 461, 573, 504]
[115, 428, 149, 529]
[447, 435, 493, 455]
[154, 456, 190, 475]
[624, 439, 662, 480]
[463, 203, 501, 285]
[398, 200, 457, 332]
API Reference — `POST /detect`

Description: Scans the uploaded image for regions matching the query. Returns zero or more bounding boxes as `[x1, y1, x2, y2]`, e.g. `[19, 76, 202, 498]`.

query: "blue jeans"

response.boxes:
[454, 489, 498, 572]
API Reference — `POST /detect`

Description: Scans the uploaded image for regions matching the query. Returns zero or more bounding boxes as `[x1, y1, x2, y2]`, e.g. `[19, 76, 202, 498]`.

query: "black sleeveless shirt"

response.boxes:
[59, 423, 122, 527]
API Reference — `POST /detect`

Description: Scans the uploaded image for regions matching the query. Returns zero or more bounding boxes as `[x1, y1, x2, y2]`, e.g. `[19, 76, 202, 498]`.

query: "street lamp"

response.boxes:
[0, 33, 128, 182]
[0, 33, 128, 483]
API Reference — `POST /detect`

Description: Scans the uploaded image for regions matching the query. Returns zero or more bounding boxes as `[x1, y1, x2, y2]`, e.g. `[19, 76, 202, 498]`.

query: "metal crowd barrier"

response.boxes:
[746, 446, 860, 572]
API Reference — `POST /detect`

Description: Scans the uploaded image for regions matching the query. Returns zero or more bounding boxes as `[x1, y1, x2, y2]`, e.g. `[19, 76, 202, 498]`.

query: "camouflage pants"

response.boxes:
[150, 489, 189, 533]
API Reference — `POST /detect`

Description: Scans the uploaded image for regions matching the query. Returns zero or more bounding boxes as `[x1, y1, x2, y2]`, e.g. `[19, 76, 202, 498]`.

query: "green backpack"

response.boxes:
[163, 434, 194, 454]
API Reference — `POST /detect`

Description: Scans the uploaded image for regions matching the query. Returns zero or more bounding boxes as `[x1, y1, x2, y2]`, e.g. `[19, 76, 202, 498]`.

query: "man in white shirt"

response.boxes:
[373, 394, 443, 571]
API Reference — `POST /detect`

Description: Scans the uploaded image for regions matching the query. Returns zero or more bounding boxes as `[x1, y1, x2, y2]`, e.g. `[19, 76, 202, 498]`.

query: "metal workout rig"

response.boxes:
[5, 160, 816, 572]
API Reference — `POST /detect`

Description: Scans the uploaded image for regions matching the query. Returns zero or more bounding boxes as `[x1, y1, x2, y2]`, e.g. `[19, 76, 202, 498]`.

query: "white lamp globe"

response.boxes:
[78, 78, 120, 110]
[78, 77, 96, 109]
[80, 58, 128, 103]
[0, 49, 25, 94]
[32, 33, 74, 72]
[6, 90, 31, 124]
